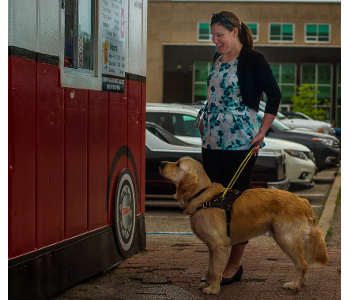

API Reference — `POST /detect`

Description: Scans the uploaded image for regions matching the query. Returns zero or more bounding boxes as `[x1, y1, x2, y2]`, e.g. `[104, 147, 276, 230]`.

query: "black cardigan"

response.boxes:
[213, 46, 281, 115]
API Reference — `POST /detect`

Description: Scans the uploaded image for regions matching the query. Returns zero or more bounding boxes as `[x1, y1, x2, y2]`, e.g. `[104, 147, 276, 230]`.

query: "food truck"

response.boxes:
[8, 1, 147, 299]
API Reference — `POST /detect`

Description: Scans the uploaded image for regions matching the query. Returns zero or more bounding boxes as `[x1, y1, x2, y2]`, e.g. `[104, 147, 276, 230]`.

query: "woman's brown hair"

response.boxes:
[210, 10, 254, 49]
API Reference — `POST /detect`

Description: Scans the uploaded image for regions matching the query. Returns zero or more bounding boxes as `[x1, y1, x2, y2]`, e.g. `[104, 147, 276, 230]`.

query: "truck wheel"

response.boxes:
[114, 168, 136, 257]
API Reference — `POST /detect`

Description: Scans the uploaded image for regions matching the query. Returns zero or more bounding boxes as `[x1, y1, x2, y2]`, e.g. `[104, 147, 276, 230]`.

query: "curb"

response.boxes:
[317, 166, 341, 238]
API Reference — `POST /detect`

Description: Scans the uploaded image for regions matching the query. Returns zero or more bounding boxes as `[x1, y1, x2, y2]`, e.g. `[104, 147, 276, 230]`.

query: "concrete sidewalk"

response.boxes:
[52, 168, 341, 300]
[318, 167, 341, 238]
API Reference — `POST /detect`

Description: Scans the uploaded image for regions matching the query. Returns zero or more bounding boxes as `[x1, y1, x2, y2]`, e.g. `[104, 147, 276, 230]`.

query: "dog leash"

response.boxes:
[222, 143, 258, 198]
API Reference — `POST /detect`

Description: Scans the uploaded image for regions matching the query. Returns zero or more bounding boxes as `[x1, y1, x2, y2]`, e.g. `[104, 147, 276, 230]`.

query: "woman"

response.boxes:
[199, 11, 281, 285]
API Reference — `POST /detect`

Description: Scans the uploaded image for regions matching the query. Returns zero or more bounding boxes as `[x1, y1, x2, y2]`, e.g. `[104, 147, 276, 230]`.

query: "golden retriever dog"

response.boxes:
[159, 156, 328, 295]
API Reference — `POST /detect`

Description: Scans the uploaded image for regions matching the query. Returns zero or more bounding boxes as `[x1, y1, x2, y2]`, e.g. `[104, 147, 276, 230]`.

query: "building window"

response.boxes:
[305, 24, 330, 42]
[193, 62, 211, 101]
[198, 22, 259, 42]
[198, 23, 211, 41]
[246, 23, 258, 42]
[301, 63, 333, 118]
[269, 63, 296, 107]
[269, 23, 294, 42]
[301, 64, 332, 103]
[61, 0, 101, 90]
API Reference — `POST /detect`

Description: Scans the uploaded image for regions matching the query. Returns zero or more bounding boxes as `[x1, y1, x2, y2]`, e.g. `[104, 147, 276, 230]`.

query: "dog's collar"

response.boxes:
[188, 188, 208, 203]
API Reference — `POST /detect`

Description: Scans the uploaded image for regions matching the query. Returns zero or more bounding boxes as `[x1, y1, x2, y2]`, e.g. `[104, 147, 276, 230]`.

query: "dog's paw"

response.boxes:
[283, 281, 301, 291]
[203, 284, 220, 295]
[199, 281, 207, 289]
[184, 206, 197, 215]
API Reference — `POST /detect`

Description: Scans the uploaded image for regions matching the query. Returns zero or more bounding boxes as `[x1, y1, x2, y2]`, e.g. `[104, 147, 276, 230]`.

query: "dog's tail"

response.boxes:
[306, 222, 329, 266]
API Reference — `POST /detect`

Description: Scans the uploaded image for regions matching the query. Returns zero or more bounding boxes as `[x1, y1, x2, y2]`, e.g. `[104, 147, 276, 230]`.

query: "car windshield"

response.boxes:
[282, 112, 312, 120]
[146, 123, 191, 146]
[146, 127, 168, 143]
[257, 111, 291, 131]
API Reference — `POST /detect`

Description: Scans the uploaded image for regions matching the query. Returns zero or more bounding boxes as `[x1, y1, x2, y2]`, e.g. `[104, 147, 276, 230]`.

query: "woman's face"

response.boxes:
[210, 23, 236, 55]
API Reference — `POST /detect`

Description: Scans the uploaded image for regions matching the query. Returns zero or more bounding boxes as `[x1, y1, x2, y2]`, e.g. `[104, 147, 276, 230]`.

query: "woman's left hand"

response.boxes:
[251, 112, 277, 156]
[250, 133, 265, 156]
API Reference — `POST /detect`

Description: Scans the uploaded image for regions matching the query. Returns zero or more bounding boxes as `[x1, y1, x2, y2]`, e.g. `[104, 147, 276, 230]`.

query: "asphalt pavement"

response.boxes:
[51, 167, 341, 300]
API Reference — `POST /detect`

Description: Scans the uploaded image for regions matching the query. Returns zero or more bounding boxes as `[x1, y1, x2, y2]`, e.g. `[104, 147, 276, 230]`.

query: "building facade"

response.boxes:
[147, 0, 341, 126]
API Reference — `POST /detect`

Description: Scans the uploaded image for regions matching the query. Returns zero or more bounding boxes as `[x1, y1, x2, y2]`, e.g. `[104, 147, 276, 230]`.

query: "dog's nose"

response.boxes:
[160, 161, 168, 169]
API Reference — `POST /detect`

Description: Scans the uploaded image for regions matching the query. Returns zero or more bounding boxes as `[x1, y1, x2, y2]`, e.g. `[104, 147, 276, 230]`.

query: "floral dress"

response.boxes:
[201, 55, 264, 150]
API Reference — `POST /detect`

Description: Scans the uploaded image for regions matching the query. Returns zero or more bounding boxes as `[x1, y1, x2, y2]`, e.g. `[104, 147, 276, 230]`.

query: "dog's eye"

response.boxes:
[176, 162, 180, 167]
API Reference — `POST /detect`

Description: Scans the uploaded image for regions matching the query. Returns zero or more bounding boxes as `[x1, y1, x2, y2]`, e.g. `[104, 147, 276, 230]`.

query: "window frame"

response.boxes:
[305, 23, 331, 43]
[268, 23, 294, 43]
[197, 22, 212, 42]
[59, 0, 102, 90]
[300, 63, 333, 107]
[192, 61, 212, 102]
[270, 63, 297, 107]
[246, 22, 259, 42]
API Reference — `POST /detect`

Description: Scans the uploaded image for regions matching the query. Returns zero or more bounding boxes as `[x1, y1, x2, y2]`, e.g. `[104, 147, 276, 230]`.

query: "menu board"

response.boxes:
[101, 0, 127, 92]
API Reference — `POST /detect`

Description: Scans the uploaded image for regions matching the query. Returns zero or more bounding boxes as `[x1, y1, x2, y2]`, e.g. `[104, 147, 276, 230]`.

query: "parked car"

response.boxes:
[282, 111, 341, 143]
[263, 138, 316, 188]
[259, 101, 335, 136]
[334, 127, 341, 141]
[146, 103, 201, 146]
[146, 103, 317, 187]
[281, 111, 315, 120]
[256, 111, 340, 171]
[145, 122, 289, 198]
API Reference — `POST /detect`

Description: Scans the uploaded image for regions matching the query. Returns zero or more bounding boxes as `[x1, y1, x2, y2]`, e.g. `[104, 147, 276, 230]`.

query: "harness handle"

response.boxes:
[222, 142, 258, 198]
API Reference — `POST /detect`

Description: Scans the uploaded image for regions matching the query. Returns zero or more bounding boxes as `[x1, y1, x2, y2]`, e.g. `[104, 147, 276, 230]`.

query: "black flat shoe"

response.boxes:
[220, 265, 243, 286]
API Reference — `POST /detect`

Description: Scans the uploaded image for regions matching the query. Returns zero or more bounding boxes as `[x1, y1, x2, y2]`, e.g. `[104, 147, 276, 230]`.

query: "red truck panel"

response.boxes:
[36, 62, 65, 248]
[87, 90, 109, 230]
[8, 56, 37, 258]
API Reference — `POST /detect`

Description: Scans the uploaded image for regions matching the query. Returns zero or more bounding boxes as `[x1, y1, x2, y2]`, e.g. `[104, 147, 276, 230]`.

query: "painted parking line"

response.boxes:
[147, 232, 194, 235]
[146, 232, 272, 237]
[295, 194, 325, 198]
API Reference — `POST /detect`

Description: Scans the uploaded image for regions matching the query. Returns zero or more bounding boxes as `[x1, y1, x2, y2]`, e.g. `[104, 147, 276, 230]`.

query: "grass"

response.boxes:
[327, 227, 333, 237]
[336, 188, 341, 205]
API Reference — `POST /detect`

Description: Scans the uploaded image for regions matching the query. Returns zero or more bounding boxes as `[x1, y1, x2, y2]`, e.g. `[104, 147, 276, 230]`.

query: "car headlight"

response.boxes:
[284, 150, 308, 160]
[306, 151, 316, 162]
[312, 137, 334, 147]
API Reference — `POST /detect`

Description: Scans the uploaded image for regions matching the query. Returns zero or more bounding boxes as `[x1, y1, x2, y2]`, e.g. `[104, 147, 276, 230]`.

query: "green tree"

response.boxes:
[290, 84, 328, 120]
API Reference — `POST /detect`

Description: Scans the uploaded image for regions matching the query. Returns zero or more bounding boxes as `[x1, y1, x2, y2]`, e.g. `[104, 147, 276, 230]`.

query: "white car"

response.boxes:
[146, 103, 317, 187]
[259, 101, 335, 136]
[263, 137, 316, 187]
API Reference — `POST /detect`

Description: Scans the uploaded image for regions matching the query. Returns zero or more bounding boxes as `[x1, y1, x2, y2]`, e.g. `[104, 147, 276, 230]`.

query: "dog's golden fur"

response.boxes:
[159, 156, 328, 295]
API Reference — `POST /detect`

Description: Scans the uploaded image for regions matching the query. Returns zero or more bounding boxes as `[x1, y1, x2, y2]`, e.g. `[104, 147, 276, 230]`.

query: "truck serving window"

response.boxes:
[65, 0, 94, 71]
[61, 0, 101, 90]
